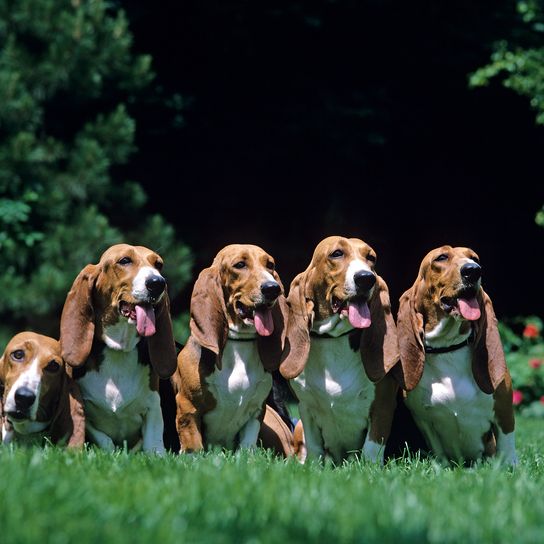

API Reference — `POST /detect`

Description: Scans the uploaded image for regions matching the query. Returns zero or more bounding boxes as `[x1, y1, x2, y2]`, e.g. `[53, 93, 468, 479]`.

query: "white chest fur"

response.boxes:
[405, 346, 495, 462]
[78, 346, 157, 448]
[291, 333, 375, 461]
[204, 339, 272, 449]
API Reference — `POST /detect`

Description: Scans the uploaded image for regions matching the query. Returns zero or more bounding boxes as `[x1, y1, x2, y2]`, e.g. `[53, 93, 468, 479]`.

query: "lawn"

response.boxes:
[0, 417, 543, 544]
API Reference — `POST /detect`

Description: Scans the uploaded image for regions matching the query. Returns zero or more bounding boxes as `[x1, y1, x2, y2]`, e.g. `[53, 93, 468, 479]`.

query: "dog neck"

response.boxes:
[311, 313, 354, 338]
[102, 319, 141, 352]
[424, 315, 472, 350]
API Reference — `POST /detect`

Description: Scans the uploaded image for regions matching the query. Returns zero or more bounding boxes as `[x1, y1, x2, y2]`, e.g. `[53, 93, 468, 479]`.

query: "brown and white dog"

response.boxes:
[279, 236, 399, 464]
[173, 244, 293, 455]
[60, 244, 177, 453]
[395, 245, 517, 465]
[0, 332, 84, 447]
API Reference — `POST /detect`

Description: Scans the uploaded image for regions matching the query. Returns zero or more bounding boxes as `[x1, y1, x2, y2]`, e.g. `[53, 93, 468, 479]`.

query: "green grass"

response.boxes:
[1, 418, 543, 544]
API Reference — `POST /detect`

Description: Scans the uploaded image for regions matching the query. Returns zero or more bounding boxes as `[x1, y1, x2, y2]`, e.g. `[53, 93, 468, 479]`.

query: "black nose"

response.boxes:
[461, 262, 481, 283]
[14, 386, 36, 410]
[261, 281, 281, 301]
[354, 270, 376, 291]
[145, 275, 166, 298]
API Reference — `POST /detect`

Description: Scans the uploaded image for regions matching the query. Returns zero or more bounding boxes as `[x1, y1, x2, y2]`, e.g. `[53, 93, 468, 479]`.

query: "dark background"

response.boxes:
[122, 1, 544, 319]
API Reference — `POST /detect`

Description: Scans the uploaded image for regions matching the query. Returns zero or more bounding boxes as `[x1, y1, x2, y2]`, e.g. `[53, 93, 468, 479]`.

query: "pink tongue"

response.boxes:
[348, 300, 372, 329]
[458, 297, 481, 321]
[135, 304, 156, 337]
[254, 307, 274, 336]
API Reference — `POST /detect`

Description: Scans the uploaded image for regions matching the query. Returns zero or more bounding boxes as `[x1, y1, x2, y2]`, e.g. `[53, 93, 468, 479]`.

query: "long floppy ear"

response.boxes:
[0, 353, 5, 417]
[279, 271, 314, 379]
[60, 264, 99, 367]
[394, 281, 425, 391]
[49, 373, 85, 447]
[359, 275, 400, 382]
[189, 266, 228, 369]
[147, 290, 177, 378]
[258, 295, 289, 372]
[471, 288, 507, 394]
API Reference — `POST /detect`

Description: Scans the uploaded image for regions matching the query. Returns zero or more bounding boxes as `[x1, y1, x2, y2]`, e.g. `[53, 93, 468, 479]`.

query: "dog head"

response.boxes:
[189, 244, 288, 370]
[279, 236, 399, 381]
[60, 244, 177, 379]
[396, 245, 507, 393]
[0, 332, 85, 445]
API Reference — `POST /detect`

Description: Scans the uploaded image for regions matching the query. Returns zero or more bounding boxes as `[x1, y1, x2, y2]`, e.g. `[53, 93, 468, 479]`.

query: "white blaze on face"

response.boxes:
[253, 270, 279, 337]
[4, 357, 42, 419]
[343, 258, 374, 329]
[457, 258, 482, 321]
[131, 266, 165, 302]
[344, 259, 372, 296]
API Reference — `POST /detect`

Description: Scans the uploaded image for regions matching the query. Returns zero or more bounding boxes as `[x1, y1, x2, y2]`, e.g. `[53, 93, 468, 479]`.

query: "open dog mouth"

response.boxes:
[235, 301, 274, 337]
[332, 295, 371, 329]
[440, 288, 481, 321]
[6, 410, 29, 422]
[119, 300, 156, 337]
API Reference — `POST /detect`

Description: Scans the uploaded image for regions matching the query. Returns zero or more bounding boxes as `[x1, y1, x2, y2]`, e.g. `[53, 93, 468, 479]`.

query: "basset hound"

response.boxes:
[395, 245, 517, 466]
[172, 244, 293, 455]
[279, 236, 399, 464]
[60, 244, 177, 453]
[0, 332, 85, 447]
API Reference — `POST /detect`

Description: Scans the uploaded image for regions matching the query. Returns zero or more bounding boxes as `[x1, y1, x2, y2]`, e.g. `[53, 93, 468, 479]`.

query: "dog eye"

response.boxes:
[118, 257, 132, 266]
[471, 257, 480, 264]
[367, 254, 376, 263]
[155, 261, 163, 271]
[434, 254, 449, 262]
[329, 249, 344, 259]
[10, 349, 25, 362]
[44, 360, 60, 373]
[266, 261, 275, 270]
[233, 261, 246, 269]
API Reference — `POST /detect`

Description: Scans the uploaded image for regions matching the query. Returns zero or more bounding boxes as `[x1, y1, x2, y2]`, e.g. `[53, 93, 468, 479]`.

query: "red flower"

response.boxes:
[512, 390, 524, 405]
[529, 358, 542, 369]
[523, 324, 540, 338]
[540, 396, 544, 405]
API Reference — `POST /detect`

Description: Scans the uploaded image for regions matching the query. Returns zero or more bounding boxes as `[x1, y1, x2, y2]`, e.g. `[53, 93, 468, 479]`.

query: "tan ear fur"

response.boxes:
[394, 280, 425, 391]
[49, 373, 86, 447]
[147, 290, 177, 378]
[359, 275, 400, 382]
[279, 271, 314, 379]
[257, 295, 289, 372]
[471, 288, 507, 394]
[60, 264, 99, 367]
[0, 354, 5, 417]
[189, 266, 228, 369]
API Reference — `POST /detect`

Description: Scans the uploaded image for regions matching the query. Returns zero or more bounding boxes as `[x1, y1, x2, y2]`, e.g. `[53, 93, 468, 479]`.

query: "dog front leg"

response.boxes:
[238, 417, 261, 450]
[298, 403, 325, 461]
[363, 374, 398, 465]
[86, 421, 115, 451]
[142, 391, 165, 455]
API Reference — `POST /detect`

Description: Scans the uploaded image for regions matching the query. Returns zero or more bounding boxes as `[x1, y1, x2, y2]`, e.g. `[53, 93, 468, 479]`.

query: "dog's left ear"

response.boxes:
[279, 271, 314, 380]
[49, 373, 86, 447]
[147, 290, 177, 379]
[189, 266, 228, 369]
[257, 295, 289, 372]
[471, 288, 507, 394]
[60, 264, 99, 368]
[359, 275, 400, 382]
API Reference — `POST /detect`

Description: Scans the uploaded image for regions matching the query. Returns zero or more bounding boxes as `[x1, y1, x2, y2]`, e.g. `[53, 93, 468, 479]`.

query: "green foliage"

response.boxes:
[0, 418, 543, 544]
[0, 0, 193, 345]
[500, 316, 544, 416]
[469, 1, 544, 124]
[469, 1, 544, 227]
